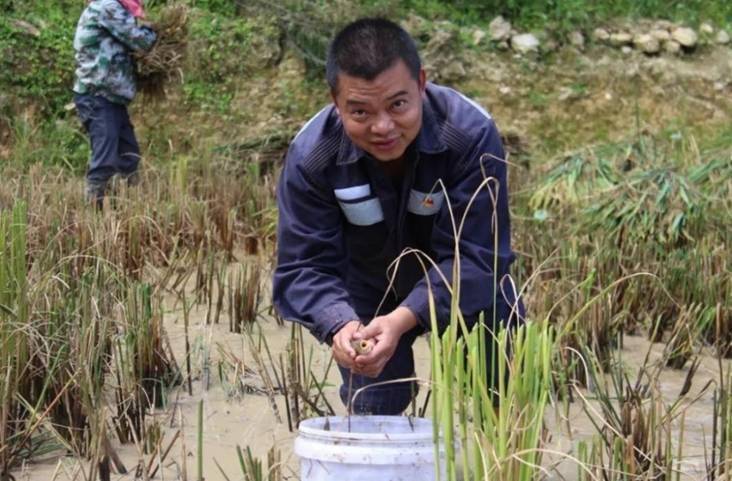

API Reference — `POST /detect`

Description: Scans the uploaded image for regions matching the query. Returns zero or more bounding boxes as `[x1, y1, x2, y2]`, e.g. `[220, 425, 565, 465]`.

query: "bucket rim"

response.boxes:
[298, 415, 438, 442]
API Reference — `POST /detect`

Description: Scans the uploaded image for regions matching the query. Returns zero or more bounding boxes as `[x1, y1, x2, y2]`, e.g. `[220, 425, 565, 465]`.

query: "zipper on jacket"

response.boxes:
[396, 150, 420, 252]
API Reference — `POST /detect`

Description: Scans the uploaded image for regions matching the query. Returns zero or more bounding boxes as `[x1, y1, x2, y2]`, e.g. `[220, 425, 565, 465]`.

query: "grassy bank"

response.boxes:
[2, 0, 731, 118]
[401, 0, 732, 31]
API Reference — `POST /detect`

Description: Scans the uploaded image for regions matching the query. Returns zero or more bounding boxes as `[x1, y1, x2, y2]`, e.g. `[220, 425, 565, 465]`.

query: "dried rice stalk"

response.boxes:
[135, 5, 189, 100]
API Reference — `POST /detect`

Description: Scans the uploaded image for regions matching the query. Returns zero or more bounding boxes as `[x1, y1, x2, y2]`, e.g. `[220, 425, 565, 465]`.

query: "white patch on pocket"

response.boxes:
[334, 184, 371, 201]
[407, 190, 445, 216]
[338, 198, 384, 226]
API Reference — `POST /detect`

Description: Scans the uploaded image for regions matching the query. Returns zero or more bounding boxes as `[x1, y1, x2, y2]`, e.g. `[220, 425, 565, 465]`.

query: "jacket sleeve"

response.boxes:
[99, 1, 157, 52]
[272, 149, 359, 343]
[400, 121, 516, 332]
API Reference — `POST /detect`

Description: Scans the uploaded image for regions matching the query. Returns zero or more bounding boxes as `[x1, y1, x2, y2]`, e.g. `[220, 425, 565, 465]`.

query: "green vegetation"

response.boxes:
[401, 0, 732, 31]
[3, 0, 730, 117]
[5, 114, 89, 173]
[0, 1, 80, 113]
[431, 319, 553, 481]
[518, 129, 731, 361]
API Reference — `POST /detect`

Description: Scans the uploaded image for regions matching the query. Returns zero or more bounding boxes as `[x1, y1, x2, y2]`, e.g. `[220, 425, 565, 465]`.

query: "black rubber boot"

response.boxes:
[123, 171, 140, 187]
[85, 179, 107, 210]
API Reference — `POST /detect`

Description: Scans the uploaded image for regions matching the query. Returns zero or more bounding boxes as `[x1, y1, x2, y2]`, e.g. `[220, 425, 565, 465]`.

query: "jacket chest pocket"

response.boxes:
[405, 189, 444, 253]
[339, 196, 389, 257]
[335, 185, 389, 259]
[407, 189, 445, 216]
[334, 184, 384, 227]
[337, 196, 384, 226]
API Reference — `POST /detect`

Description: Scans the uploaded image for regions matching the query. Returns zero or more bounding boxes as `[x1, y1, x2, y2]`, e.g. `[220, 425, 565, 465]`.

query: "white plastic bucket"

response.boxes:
[294, 415, 445, 481]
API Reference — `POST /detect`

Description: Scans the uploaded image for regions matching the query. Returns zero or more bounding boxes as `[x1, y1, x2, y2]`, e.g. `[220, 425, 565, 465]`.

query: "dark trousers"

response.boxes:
[338, 302, 524, 415]
[74, 94, 141, 186]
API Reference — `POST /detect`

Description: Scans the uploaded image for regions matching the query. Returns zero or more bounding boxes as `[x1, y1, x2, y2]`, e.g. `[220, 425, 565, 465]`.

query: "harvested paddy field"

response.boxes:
[12, 314, 732, 481]
[2, 3, 732, 480]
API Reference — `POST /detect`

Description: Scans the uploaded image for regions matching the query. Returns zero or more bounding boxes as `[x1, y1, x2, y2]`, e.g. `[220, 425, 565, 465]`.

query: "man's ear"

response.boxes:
[418, 68, 426, 94]
[330, 92, 340, 116]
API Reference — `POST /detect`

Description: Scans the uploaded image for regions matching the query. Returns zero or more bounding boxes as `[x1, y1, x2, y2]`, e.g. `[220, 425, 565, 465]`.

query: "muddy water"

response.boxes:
[8, 260, 726, 481]
[544, 335, 727, 481]
[14, 289, 726, 481]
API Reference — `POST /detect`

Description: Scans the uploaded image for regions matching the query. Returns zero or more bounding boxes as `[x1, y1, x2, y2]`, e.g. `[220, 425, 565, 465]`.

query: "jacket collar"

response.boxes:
[335, 97, 447, 166]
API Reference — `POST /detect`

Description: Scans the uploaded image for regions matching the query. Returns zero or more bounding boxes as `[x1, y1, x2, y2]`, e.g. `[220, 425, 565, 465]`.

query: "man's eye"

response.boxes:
[351, 110, 368, 118]
[392, 99, 407, 110]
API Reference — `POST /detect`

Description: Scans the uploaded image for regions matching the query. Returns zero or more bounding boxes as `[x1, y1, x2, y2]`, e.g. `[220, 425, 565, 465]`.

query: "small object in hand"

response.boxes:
[350, 339, 374, 355]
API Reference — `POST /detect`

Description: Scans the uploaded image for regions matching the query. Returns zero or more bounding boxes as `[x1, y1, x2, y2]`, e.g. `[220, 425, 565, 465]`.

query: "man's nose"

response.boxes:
[371, 113, 394, 135]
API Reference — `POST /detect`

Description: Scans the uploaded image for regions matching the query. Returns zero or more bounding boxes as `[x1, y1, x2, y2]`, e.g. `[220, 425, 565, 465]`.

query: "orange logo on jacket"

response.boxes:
[422, 196, 434, 207]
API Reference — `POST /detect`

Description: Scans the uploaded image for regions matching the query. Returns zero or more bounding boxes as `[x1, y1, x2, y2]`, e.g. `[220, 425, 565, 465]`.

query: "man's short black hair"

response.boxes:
[326, 18, 421, 93]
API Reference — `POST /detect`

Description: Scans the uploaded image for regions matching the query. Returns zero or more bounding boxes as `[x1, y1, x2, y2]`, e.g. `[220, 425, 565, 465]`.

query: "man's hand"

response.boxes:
[331, 320, 362, 369]
[352, 307, 417, 378]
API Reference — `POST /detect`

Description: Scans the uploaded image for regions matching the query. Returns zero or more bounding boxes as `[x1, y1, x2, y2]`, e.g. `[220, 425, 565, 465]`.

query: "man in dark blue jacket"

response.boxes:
[273, 18, 523, 415]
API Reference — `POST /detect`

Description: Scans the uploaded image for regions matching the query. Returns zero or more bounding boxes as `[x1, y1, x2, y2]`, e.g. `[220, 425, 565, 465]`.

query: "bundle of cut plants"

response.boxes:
[135, 4, 189, 99]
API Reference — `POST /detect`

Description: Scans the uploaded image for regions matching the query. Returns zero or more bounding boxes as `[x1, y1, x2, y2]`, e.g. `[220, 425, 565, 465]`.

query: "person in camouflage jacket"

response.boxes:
[72, 0, 156, 205]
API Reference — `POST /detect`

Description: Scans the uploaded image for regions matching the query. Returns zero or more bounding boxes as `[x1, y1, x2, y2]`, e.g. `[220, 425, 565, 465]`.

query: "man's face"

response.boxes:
[332, 60, 426, 163]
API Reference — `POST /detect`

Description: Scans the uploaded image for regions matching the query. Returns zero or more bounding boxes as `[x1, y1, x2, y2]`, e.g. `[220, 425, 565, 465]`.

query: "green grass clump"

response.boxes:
[5, 115, 88, 172]
[517, 130, 731, 366]
[430, 317, 553, 481]
[0, 2, 79, 114]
